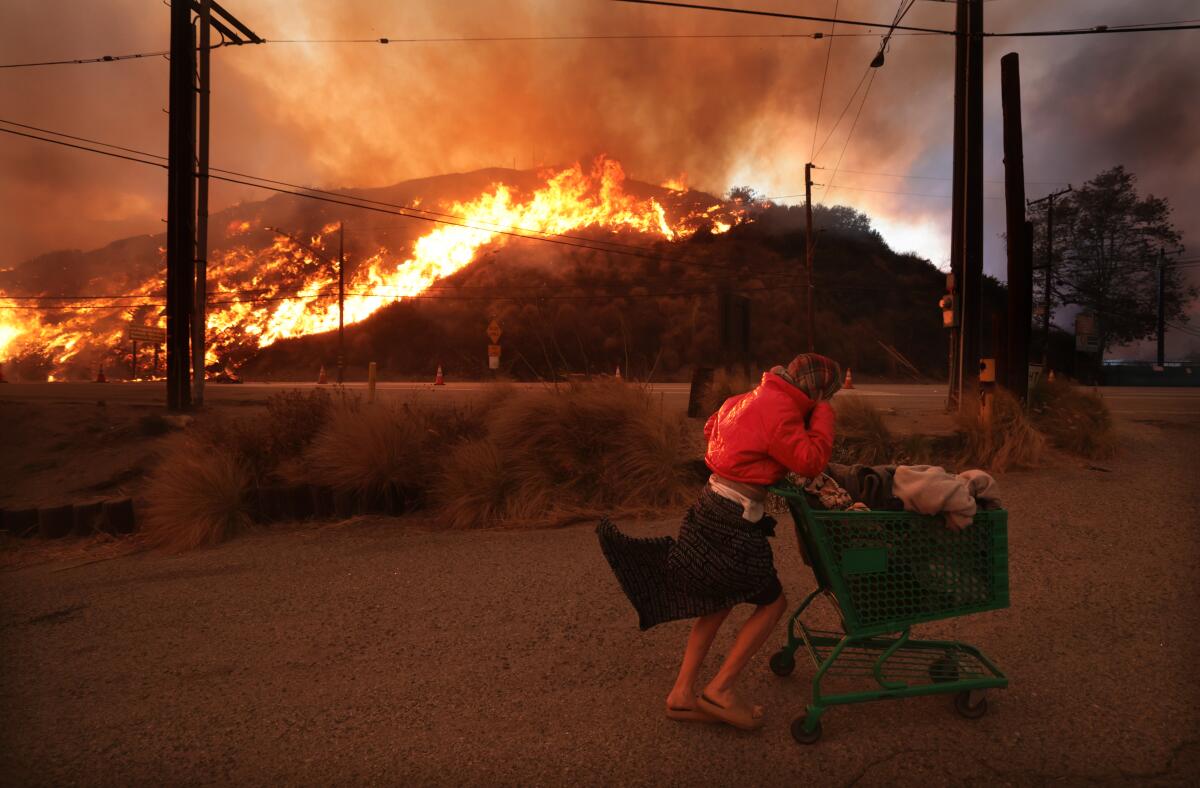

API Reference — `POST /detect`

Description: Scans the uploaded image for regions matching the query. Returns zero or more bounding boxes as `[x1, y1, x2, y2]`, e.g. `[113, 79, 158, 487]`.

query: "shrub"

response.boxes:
[302, 401, 433, 509]
[141, 433, 252, 551]
[434, 439, 521, 529]
[955, 388, 1045, 472]
[264, 388, 332, 460]
[137, 413, 171, 437]
[436, 381, 698, 527]
[1029, 377, 1117, 459]
[699, 368, 756, 419]
[832, 394, 894, 465]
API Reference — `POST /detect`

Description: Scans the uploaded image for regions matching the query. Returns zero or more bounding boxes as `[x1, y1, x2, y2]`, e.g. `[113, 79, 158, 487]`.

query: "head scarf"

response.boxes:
[770, 353, 842, 401]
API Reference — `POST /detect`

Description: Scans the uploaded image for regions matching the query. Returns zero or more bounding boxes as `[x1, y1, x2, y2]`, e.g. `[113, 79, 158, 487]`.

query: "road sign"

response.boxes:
[487, 344, 502, 358]
[128, 325, 166, 343]
[1075, 313, 1098, 352]
[487, 319, 502, 343]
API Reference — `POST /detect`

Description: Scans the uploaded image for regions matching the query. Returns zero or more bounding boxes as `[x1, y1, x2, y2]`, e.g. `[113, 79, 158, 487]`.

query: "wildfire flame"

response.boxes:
[0, 157, 745, 379]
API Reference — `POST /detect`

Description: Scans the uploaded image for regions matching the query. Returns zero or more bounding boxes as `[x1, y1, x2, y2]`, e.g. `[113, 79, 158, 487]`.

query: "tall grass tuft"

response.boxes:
[141, 433, 252, 551]
[436, 381, 697, 527]
[699, 368, 756, 419]
[1029, 377, 1117, 459]
[832, 394, 895, 465]
[303, 401, 433, 509]
[955, 388, 1045, 472]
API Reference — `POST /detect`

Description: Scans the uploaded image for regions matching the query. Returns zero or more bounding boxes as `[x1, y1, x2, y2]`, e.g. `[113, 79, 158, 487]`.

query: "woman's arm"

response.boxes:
[766, 401, 836, 478]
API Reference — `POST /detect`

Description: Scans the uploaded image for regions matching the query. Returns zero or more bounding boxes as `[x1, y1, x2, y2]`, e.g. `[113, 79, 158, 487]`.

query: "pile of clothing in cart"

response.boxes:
[794, 463, 1000, 530]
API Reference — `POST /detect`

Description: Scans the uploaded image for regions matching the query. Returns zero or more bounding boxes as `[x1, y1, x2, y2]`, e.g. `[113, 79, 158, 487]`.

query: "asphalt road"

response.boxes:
[2, 380, 1197, 418]
[1, 412, 1198, 785]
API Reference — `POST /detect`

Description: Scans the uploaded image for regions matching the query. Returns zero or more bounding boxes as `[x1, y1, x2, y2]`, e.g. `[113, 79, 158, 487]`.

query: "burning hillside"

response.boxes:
[0, 157, 745, 380]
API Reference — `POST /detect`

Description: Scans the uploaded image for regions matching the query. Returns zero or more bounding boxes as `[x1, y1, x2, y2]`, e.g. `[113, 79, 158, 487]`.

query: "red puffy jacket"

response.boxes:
[704, 372, 836, 485]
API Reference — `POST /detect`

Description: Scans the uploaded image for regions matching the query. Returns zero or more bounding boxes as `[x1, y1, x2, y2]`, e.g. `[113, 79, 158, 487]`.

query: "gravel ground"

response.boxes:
[2, 414, 1199, 786]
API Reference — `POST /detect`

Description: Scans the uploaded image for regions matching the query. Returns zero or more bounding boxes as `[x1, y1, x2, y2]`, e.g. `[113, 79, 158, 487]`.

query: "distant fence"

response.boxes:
[1101, 362, 1197, 387]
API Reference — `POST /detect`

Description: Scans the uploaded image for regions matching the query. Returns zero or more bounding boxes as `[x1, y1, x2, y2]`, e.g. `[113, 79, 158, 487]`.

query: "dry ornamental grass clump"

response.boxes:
[302, 401, 435, 511]
[699, 368, 756, 419]
[1029, 377, 1117, 459]
[436, 381, 698, 528]
[140, 433, 252, 551]
[831, 394, 895, 465]
[955, 388, 1046, 472]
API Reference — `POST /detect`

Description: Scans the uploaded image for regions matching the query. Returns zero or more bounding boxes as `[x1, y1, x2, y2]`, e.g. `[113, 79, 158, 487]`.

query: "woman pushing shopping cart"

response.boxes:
[597, 352, 1009, 744]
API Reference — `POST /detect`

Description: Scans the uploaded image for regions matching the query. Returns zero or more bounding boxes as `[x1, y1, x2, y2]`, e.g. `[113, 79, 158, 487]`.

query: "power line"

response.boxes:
[612, 1, 1200, 37]
[809, 0, 839, 162]
[812, 68, 871, 162]
[264, 31, 898, 43]
[613, 0, 953, 34]
[0, 120, 754, 274]
[0, 30, 922, 68]
[819, 0, 915, 201]
[820, 69, 879, 203]
[0, 50, 171, 69]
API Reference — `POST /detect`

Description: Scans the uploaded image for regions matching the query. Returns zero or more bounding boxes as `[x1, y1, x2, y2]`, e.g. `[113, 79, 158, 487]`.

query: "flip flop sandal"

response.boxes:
[665, 702, 719, 723]
[696, 693, 765, 731]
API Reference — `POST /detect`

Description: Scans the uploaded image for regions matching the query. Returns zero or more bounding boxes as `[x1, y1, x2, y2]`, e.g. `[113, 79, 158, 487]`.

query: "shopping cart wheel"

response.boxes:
[790, 715, 822, 745]
[954, 690, 988, 719]
[929, 656, 959, 683]
[769, 649, 796, 677]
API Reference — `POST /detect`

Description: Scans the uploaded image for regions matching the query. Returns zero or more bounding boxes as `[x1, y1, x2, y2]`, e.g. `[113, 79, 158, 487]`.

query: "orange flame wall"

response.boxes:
[0, 157, 742, 379]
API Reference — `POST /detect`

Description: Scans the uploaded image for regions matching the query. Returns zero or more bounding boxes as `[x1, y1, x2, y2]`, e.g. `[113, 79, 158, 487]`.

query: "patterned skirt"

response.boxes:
[596, 487, 783, 630]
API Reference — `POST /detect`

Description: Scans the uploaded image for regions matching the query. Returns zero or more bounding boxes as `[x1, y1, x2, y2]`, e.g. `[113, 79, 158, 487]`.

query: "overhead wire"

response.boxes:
[0, 30, 924, 68]
[808, 0, 839, 162]
[0, 119, 761, 274]
[610, 1, 1200, 37]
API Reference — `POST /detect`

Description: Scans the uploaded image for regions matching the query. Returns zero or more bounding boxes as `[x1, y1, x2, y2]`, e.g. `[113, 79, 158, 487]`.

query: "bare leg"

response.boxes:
[702, 592, 788, 712]
[666, 608, 731, 708]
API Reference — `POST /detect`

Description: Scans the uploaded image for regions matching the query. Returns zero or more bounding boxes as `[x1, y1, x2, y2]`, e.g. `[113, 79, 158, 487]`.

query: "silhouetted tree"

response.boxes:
[1031, 166, 1195, 353]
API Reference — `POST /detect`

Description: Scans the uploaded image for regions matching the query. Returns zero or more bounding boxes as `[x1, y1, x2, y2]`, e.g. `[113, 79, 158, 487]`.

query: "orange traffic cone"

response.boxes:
[96, 365, 107, 383]
[1047, 369, 1056, 383]
[317, 365, 328, 385]
[615, 365, 622, 380]
[434, 365, 445, 386]
[843, 368, 855, 389]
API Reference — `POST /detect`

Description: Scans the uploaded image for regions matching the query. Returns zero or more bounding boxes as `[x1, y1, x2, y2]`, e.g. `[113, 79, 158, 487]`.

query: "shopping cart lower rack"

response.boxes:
[767, 481, 1010, 745]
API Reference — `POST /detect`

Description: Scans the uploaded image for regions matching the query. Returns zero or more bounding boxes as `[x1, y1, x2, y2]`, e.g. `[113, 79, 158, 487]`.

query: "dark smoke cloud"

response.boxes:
[2, 0, 1197, 355]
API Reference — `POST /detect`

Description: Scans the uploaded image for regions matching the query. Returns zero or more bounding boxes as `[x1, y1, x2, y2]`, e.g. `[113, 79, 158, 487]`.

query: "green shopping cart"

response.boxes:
[767, 481, 1010, 745]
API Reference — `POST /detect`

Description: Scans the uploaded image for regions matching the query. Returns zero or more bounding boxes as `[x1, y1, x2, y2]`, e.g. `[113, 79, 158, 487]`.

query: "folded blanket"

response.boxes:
[892, 465, 999, 529]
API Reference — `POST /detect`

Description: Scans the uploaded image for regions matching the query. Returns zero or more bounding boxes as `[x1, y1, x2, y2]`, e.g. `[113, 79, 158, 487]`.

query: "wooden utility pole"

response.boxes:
[950, 0, 984, 412]
[337, 222, 345, 383]
[804, 162, 816, 352]
[193, 0, 212, 405]
[166, 0, 196, 411]
[1000, 52, 1031, 401]
[164, 2, 259, 409]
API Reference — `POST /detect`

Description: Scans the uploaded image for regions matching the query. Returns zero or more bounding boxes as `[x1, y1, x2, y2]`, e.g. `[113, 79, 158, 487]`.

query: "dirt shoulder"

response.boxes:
[2, 410, 1199, 785]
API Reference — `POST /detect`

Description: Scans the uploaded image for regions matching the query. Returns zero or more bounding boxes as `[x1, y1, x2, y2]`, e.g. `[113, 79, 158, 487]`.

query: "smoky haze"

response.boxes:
[1, 0, 1198, 356]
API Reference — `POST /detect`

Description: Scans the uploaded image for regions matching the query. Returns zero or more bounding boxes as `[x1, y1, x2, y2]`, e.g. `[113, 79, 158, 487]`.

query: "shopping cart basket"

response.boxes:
[767, 481, 1009, 744]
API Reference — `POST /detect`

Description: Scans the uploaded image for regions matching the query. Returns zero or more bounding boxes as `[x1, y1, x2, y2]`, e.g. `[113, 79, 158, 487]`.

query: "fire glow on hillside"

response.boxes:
[0, 157, 744, 379]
